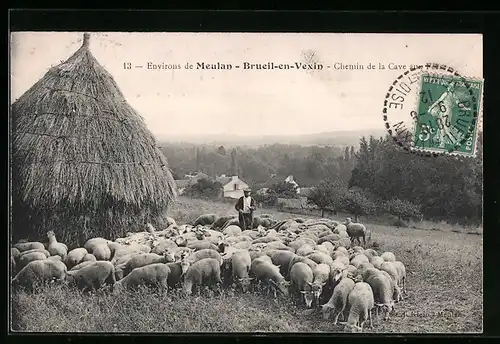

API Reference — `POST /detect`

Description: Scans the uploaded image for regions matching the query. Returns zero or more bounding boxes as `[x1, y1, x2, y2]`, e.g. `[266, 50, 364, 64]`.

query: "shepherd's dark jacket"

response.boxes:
[235, 196, 256, 214]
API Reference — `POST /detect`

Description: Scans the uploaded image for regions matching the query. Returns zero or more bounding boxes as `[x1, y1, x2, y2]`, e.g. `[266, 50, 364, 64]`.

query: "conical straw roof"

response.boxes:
[11, 33, 177, 245]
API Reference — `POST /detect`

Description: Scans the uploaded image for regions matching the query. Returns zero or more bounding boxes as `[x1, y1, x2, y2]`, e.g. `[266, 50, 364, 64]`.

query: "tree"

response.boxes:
[195, 148, 201, 172]
[307, 179, 346, 217]
[341, 189, 377, 222]
[383, 198, 422, 222]
[230, 148, 238, 176]
[184, 179, 222, 199]
[217, 145, 227, 155]
[270, 181, 298, 199]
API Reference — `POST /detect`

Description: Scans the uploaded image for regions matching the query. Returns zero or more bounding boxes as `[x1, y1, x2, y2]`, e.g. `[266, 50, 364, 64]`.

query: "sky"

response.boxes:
[10, 32, 482, 138]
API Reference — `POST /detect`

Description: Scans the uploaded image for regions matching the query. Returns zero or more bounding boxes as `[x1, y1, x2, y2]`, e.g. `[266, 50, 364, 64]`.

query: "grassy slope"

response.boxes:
[11, 196, 483, 333]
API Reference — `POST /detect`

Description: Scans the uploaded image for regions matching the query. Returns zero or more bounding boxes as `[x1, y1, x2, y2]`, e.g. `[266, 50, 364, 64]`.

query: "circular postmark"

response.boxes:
[382, 63, 483, 158]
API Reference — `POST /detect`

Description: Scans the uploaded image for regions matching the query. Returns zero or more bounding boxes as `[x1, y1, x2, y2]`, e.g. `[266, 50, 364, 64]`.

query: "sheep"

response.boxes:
[317, 234, 342, 245]
[265, 241, 291, 252]
[220, 218, 240, 231]
[350, 254, 370, 268]
[380, 251, 397, 262]
[113, 263, 171, 294]
[187, 241, 219, 252]
[287, 255, 318, 279]
[182, 258, 222, 295]
[288, 238, 316, 251]
[363, 248, 379, 259]
[251, 259, 290, 297]
[11, 247, 21, 260]
[19, 248, 51, 258]
[344, 218, 369, 247]
[333, 256, 350, 266]
[314, 245, 331, 255]
[233, 241, 252, 250]
[193, 213, 218, 227]
[231, 251, 253, 292]
[318, 231, 333, 238]
[344, 282, 374, 332]
[379, 269, 402, 303]
[342, 264, 358, 279]
[12, 259, 67, 290]
[334, 224, 347, 232]
[290, 262, 315, 308]
[65, 248, 88, 269]
[252, 216, 276, 228]
[65, 261, 116, 291]
[331, 250, 347, 261]
[92, 244, 112, 261]
[379, 261, 399, 287]
[211, 216, 236, 230]
[271, 250, 295, 279]
[311, 263, 331, 306]
[46, 231, 68, 260]
[17, 251, 47, 271]
[70, 261, 96, 271]
[319, 241, 335, 255]
[330, 260, 346, 284]
[370, 256, 385, 269]
[392, 261, 407, 294]
[223, 225, 242, 237]
[306, 252, 334, 266]
[249, 250, 267, 261]
[13, 241, 45, 253]
[296, 245, 315, 257]
[123, 252, 175, 277]
[186, 249, 222, 266]
[365, 272, 394, 320]
[47, 255, 63, 262]
[166, 260, 191, 288]
[252, 236, 280, 244]
[321, 277, 356, 324]
[150, 238, 178, 255]
[84, 238, 110, 253]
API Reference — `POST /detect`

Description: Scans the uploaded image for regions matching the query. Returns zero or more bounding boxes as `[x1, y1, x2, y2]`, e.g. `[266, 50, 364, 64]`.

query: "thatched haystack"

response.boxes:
[11, 33, 177, 246]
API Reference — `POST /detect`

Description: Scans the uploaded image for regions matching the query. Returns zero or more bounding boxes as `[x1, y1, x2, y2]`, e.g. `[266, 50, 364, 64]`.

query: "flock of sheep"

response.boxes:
[10, 213, 407, 332]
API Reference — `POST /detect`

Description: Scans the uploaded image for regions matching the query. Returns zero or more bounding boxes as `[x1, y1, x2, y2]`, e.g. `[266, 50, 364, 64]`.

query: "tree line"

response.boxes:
[160, 132, 482, 225]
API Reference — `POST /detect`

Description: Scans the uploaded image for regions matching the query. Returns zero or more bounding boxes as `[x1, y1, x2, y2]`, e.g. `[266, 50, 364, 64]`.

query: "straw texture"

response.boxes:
[11, 33, 177, 246]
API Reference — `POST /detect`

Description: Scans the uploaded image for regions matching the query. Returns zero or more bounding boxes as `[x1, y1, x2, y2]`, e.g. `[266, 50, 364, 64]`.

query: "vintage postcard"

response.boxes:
[10, 32, 483, 333]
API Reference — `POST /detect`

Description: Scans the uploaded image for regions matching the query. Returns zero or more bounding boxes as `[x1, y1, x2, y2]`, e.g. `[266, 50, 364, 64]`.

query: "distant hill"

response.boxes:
[156, 129, 387, 147]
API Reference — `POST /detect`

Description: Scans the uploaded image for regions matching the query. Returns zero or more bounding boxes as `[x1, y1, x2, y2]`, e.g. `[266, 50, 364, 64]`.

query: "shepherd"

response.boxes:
[235, 188, 256, 230]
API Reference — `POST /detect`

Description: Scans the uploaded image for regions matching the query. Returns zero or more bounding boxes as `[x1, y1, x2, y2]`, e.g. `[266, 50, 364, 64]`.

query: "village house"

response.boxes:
[216, 174, 250, 199]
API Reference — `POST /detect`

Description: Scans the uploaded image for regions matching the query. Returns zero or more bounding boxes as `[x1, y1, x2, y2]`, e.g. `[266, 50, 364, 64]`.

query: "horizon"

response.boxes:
[11, 32, 482, 137]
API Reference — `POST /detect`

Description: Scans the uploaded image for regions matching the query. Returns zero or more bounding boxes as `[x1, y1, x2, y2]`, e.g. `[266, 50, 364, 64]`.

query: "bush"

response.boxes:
[341, 189, 377, 222]
[184, 179, 222, 199]
[383, 198, 422, 222]
[269, 181, 298, 199]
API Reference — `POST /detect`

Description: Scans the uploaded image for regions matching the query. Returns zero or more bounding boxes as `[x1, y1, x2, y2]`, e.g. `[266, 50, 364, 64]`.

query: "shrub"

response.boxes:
[383, 198, 422, 222]
[341, 189, 377, 222]
[184, 179, 222, 199]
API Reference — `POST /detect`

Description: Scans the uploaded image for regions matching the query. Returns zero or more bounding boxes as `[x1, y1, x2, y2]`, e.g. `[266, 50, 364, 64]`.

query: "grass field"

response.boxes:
[11, 196, 483, 333]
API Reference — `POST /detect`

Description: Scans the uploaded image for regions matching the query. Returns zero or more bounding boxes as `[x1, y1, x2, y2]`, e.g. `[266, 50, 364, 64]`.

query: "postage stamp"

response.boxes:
[412, 73, 483, 156]
[382, 63, 483, 158]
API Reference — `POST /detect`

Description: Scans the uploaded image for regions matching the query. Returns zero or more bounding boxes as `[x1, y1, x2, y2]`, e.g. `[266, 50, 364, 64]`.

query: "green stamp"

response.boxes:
[413, 73, 483, 156]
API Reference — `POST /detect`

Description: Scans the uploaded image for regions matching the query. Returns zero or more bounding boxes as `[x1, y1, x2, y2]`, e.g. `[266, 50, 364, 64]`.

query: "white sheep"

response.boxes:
[296, 244, 315, 257]
[183, 258, 222, 295]
[321, 276, 356, 324]
[223, 225, 242, 237]
[13, 241, 45, 253]
[113, 263, 171, 294]
[370, 256, 385, 269]
[271, 250, 295, 280]
[17, 251, 47, 271]
[231, 250, 253, 292]
[333, 255, 350, 267]
[251, 259, 290, 297]
[330, 260, 346, 284]
[65, 261, 115, 291]
[350, 254, 370, 268]
[150, 238, 178, 255]
[70, 261, 96, 271]
[392, 261, 407, 295]
[345, 218, 370, 247]
[306, 251, 334, 266]
[311, 263, 331, 306]
[380, 251, 397, 262]
[379, 261, 400, 287]
[92, 243, 112, 261]
[46, 231, 68, 260]
[186, 249, 222, 266]
[84, 238, 110, 252]
[18, 248, 51, 258]
[187, 241, 219, 252]
[319, 241, 335, 255]
[289, 262, 314, 307]
[166, 260, 191, 288]
[12, 259, 67, 290]
[65, 248, 88, 269]
[365, 271, 394, 320]
[123, 252, 175, 277]
[344, 281, 375, 332]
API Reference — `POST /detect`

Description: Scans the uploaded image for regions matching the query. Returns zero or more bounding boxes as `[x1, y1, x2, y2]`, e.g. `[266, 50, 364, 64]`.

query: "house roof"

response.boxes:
[215, 175, 249, 187]
[261, 175, 300, 188]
